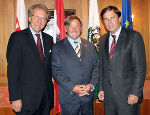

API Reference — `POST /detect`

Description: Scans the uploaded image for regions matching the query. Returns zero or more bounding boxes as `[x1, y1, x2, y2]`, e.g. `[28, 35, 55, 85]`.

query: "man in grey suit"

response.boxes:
[98, 6, 146, 115]
[52, 15, 99, 115]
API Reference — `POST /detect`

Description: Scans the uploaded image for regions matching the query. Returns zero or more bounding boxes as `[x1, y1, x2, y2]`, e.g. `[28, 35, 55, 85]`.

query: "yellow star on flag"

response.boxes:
[125, 20, 129, 27]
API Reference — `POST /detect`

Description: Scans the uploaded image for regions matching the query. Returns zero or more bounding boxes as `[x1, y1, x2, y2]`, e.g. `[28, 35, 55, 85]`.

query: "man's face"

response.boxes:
[29, 8, 47, 33]
[65, 19, 82, 40]
[103, 10, 121, 34]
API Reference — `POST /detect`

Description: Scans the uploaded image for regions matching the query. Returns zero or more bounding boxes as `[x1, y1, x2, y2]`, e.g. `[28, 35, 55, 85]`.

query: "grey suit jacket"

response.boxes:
[52, 38, 99, 104]
[98, 27, 146, 107]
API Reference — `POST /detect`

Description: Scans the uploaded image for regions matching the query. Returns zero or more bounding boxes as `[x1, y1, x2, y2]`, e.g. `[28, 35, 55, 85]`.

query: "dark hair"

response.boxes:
[28, 4, 49, 20]
[101, 6, 121, 20]
[64, 15, 82, 27]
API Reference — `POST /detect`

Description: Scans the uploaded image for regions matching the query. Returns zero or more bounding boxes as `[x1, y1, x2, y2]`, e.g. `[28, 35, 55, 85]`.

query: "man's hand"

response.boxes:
[72, 85, 89, 96]
[84, 84, 93, 92]
[128, 94, 138, 105]
[72, 84, 93, 96]
[12, 99, 22, 112]
[78, 84, 93, 96]
[98, 91, 104, 101]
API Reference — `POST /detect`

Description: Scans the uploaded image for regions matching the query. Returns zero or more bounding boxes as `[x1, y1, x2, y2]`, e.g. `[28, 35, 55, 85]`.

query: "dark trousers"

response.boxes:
[16, 93, 50, 115]
[60, 100, 93, 115]
[105, 103, 140, 115]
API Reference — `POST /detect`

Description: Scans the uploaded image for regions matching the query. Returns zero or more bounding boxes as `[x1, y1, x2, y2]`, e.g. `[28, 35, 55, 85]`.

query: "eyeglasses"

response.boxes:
[32, 15, 47, 21]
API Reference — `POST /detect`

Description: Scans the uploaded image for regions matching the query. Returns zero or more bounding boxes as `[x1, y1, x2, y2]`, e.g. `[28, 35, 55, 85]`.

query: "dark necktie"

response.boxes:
[110, 35, 116, 60]
[74, 41, 81, 60]
[35, 34, 44, 65]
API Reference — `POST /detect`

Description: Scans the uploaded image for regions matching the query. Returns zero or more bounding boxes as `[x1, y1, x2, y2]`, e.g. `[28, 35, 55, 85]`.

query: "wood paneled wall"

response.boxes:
[148, 0, 150, 79]
[0, 0, 150, 81]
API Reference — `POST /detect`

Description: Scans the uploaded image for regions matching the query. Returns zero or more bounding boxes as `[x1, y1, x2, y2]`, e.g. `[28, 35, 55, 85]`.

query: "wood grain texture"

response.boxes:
[0, 0, 149, 79]
[148, 0, 150, 79]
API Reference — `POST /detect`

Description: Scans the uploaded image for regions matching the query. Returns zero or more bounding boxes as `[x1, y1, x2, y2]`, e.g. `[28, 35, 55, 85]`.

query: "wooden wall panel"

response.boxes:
[148, 0, 150, 79]
[0, 0, 15, 79]
[147, 0, 150, 78]
[0, 0, 150, 81]
[131, 0, 150, 79]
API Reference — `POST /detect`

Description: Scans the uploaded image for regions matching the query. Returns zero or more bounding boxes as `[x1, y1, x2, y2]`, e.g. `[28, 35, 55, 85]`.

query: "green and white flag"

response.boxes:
[88, 0, 101, 47]
[88, 0, 101, 99]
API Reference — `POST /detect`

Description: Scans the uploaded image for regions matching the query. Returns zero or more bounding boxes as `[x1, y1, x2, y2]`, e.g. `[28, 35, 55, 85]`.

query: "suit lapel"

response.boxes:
[64, 38, 86, 62]
[80, 39, 87, 61]
[25, 28, 44, 66]
[104, 34, 110, 63]
[111, 28, 126, 63]
[64, 38, 79, 60]
[42, 33, 49, 66]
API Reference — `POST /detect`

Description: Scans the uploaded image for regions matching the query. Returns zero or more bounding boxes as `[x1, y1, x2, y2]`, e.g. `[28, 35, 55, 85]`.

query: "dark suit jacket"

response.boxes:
[7, 28, 54, 111]
[52, 38, 99, 105]
[98, 27, 146, 107]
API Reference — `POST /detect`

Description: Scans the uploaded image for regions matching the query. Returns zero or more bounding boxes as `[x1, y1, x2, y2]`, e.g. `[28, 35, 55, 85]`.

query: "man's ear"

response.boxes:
[28, 17, 31, 23]
[119, 16, 122, 24]
[64, 26, 67, 33]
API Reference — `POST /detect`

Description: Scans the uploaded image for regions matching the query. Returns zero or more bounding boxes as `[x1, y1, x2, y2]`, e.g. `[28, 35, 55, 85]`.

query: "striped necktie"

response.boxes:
[110, 35, 116, 60]
[74, 41, 81, 60]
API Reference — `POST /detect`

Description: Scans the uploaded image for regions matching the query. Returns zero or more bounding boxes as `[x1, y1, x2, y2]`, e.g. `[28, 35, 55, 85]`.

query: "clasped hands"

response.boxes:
[72, 84, 93, 96]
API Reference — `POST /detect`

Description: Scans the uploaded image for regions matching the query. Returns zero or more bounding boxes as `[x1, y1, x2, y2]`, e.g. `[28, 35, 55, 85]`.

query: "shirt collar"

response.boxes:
[67, 35, 81, 45]
[29, 26, 42, 37]
[110, 26, 122, 38]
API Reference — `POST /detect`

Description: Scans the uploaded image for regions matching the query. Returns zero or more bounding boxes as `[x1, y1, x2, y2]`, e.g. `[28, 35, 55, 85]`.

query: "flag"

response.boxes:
[88, 0, 101, 44]
[88, 0, 101, 99]
[16, 0, 26, 31]
[54, 0, 66, 114]
[54, 0, 66, 42]
[121, 0, 133, 29]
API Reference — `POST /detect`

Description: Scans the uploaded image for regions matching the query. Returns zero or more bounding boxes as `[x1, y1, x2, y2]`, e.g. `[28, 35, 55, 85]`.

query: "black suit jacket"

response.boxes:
[98, 27, 146, 107]
[52, 38, 99, 105]
[7, 28, 54, 111]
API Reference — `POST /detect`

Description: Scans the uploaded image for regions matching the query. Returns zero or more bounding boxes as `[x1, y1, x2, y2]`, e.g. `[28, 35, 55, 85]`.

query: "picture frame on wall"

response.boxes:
[48, 9, 76, 19]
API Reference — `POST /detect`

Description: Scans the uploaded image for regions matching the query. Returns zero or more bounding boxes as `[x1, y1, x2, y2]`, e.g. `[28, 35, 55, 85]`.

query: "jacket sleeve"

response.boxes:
[98, 38, 104, 91]
[90, 45, 99, 88]
[52, 45, 76, 94]
[6, 32, 22, 101]
[130, 31, 146, 97]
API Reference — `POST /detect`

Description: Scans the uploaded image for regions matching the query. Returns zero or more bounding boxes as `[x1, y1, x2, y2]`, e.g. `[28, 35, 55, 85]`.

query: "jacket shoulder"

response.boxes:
[121, 27, 142, 37]
[81, 38, 95, 47]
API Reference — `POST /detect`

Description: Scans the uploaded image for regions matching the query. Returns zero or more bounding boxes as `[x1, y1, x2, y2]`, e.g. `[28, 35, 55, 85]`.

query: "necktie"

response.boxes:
[110, 35, 116, 60]
[74, 41, 81, 60]
[35, 34, 44, 65]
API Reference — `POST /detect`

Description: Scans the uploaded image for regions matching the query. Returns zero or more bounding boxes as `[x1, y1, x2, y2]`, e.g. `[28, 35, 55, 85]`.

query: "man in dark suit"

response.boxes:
[52, 15, 99, 115]
[98, 6, 146, 115]
[6, 4, 54, 115]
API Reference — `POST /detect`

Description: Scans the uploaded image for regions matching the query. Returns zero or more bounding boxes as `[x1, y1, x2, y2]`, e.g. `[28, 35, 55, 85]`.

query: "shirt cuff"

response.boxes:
[91, 85, 95, 92]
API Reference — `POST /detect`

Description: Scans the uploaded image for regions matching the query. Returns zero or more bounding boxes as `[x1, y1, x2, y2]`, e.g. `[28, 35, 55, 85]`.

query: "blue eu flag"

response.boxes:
[121, 0, 133, 29]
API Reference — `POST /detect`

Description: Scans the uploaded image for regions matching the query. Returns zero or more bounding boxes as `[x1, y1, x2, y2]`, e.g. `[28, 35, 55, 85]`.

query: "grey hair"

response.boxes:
[28, 4, 49, 20]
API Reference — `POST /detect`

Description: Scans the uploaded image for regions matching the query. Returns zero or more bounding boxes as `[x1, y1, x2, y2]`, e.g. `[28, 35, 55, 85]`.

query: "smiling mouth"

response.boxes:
[71, 32, 78, 35]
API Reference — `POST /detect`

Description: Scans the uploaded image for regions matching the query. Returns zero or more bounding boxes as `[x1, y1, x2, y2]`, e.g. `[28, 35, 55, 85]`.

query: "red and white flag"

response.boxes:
[16, 0, 26, 31]
[54, 0, 66, 114]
